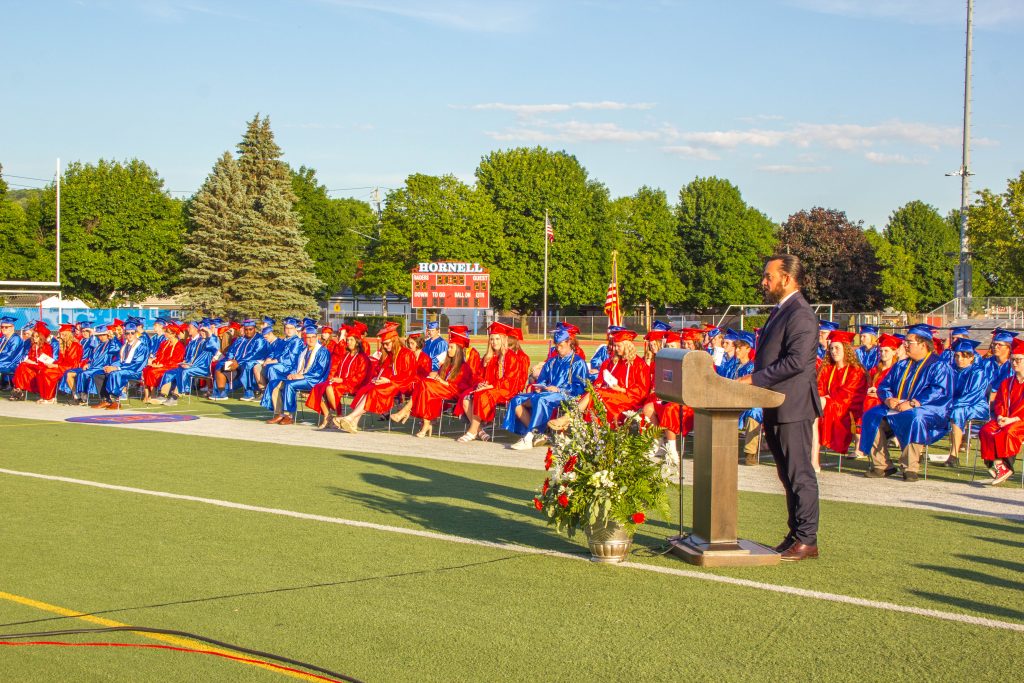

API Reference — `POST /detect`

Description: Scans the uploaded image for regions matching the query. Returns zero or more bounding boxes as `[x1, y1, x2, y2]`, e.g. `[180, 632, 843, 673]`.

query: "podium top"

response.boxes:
[653, 348, 784, 410]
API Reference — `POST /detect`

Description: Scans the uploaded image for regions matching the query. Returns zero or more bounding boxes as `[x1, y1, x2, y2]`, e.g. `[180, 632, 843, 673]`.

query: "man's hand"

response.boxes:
[996, 415, 1019, 427]
[181, 363, 191, 369]
[867, 387, 877, 397]
[885, 397, 900, 410]
[736, 375, 752, 385]
[103, 365, 117, 373]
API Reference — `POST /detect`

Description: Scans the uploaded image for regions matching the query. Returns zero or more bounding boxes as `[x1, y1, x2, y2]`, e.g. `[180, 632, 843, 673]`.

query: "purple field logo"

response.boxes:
[66, 414, 200, 424]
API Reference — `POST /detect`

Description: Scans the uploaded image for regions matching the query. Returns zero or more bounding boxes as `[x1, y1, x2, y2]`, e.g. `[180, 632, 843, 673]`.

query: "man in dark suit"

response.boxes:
[737, 254, 822, 561]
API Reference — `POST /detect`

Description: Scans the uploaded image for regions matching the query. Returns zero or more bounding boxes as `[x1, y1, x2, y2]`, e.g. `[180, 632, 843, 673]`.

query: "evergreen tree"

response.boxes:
[178, 152, 251, 316]
[676, 177, 777, 310]
[883, 200, 958, 310]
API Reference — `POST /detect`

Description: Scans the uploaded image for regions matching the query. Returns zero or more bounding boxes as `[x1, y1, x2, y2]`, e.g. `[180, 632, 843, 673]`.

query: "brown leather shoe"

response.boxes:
[773, 537, 796, 553]
[92, 401, 111, 410]
[278, 415, 294, 426]
[266, 414, 284, 424]
[780, 542, 819, 562]
[105, 402, 120, 410]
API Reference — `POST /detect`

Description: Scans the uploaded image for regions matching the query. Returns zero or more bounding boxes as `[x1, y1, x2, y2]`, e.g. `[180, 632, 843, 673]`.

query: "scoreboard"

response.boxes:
[411, 262, 490, 309]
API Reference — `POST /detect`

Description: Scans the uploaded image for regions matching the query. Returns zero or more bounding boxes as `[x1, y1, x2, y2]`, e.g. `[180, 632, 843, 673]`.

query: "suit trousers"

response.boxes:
[763, 418, 819, 545]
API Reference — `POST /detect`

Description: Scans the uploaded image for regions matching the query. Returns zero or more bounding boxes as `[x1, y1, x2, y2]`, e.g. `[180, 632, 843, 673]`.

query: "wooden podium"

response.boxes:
[654, 349, 784, 567]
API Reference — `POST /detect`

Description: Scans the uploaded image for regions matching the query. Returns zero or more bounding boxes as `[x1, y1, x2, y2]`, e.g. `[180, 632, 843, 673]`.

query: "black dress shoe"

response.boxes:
[780, 542, 819, 562]
[773, 537, 796, 553]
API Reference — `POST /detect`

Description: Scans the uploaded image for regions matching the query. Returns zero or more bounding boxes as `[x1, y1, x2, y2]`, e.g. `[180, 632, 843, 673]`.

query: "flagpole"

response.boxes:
[612, 250, 619, 326]
[543, 209, 549, 340]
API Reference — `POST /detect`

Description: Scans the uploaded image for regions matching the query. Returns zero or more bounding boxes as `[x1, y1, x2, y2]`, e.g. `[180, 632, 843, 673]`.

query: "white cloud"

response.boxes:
[756, 164, 833, 174]
[663, 145, 722, 161]
[484, 120, 667, 144]
[680, 120, 961, 152]
[317, 0, 535, 32]
[785, 0, 1024, 28]
[864, 151, 927, 165]
[457, 101, 656, 115]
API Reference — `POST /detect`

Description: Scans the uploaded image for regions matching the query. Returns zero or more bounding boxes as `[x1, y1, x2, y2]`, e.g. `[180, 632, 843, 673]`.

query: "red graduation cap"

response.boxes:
[1012, 338, 1024, 356]
[877, 333, 902, 350]
[449, 329, 470, 347]
[644, 330, 666, 342]
[827, 330, 856, 345]
[58, 323, 75, 334]
[488, 321, 514, 336]
[610, 329, 637, 343]
[377, 322, 401, 341]
[34, 321, 51, 338]
[509, 328, 523, 341]
[664, 331, 682, 344]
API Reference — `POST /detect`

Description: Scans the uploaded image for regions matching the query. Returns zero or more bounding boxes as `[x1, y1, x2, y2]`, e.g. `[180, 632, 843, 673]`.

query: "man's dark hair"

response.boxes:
[766, 253, 804, 286]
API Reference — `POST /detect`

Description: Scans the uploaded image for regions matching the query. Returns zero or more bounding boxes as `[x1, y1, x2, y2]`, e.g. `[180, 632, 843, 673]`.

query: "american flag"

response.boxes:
[604, 279, 621, 327]
[544, 213, 554, 243]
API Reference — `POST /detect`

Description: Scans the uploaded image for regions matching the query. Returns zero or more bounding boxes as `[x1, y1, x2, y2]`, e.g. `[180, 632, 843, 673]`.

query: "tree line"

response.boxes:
[2, 115, 1023, 317]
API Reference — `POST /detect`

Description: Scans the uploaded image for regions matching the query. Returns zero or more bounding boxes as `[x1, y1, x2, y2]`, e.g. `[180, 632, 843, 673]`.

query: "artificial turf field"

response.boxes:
[0, 415, 1022, 682]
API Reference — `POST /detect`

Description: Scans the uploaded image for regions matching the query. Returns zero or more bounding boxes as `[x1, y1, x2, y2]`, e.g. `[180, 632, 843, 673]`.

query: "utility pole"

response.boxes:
[954, 0, 974, 301]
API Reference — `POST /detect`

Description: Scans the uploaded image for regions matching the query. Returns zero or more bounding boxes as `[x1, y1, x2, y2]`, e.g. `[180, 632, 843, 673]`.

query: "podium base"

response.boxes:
[669, 534, 780, 567]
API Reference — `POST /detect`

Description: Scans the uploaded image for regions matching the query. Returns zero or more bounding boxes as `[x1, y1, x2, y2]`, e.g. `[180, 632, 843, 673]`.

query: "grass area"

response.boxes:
[0, 417, 1021, 681]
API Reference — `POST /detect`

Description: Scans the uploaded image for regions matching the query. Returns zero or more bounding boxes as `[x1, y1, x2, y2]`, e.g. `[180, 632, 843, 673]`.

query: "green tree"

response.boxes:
[178, 152, 253, 316]
[675, 177, 777, 310]
[359, 173, 505, 303]
[884, 200, 958, 310]
[777, 207, 880, 308]
[475, 147, 612, 312]
[966, 172, 1024, 296]
[865, 229, 919, 312]
[54, 159, 183, 304]
[608, 187, 684, 315]
[0, 165, 49, 281]
[290, 166, 373, 299]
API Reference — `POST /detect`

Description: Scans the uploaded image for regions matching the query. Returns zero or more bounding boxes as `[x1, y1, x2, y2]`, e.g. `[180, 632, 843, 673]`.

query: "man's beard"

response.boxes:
[763, 283, 784, 304]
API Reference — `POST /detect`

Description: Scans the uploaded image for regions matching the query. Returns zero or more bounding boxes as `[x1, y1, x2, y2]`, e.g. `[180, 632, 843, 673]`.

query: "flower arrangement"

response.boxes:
[532, 386, 670, 538]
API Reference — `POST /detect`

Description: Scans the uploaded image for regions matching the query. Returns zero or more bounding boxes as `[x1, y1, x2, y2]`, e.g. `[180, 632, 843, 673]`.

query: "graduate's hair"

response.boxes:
[616, 340, 637, 363]
[58, 329, 75, 354]
[643, 339, 661, 365]
[406, 335, 424, 351]
[767, 253, 805, 286]
[438, 344, 465, 380]
[482, 333, 508, 376]
[819, 341, 863, 377]
[345, 336, 363, 354]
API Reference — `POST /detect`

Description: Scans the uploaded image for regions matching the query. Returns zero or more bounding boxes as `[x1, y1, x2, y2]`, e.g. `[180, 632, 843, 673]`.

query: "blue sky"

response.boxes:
[2, 0, 1022, 229]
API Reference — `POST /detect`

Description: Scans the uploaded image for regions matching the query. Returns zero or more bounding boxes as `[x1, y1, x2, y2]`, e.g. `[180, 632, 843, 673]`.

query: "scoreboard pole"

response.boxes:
[543, 210, 550, 341]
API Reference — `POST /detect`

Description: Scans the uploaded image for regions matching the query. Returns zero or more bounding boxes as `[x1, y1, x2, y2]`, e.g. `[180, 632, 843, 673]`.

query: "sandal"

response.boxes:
[456, 432, 478, 443]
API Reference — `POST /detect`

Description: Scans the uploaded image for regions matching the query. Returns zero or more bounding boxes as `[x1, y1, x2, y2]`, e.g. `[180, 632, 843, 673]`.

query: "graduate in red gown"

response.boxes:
[142, 325, 186, 403]
[449, 325, 483, 378]
[11, 322, 54, 400]
[406, 332, 434, 378]
[978, 338, 1024, 485]
[336, 322, 417, 433]
[456, 322, 530, 442]
[816, 330, 868, 454]
[390, 328, 476, 437]
[548, 329, 650, 432]
[36, 324, 82, 403]
[309, 323, 372, 428]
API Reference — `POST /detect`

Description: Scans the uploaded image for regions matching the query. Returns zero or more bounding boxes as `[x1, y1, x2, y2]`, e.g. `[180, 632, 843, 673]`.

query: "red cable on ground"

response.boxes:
[0, 641, 346, 683]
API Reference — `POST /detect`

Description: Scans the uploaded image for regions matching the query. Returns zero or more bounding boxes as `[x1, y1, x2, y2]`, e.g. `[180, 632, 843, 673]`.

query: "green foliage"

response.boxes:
[864, 229, 919, 312]
[966, 172, 1024, 296]
[359, 173, 505, 301]
[0, 165, 50, 281]
[533, 386, 670, 538]
[56, 159, 184, 304]
[291, 166, 373, 299]
[476, 147, 612, 311]
[884, 200, 958, 309]
[676, 177, 777, 311]
[778, 207, 880, 308]
[609, 186, 685, 309]
[350, 315, 406, 337]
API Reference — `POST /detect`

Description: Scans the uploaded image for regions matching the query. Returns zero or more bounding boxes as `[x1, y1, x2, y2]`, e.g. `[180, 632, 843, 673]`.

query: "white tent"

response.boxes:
[41, 295, 90, 308]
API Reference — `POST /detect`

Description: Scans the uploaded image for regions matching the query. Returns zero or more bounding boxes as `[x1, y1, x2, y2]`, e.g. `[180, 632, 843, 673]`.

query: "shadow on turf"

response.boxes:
[971, 535, 1024, 550]
[906, 499, 1023, 522]
[0, 554, 534, 629]
[931, 514, 1023, 535]
[326, 454, 680, 551]
[909, 590, 1024, 623]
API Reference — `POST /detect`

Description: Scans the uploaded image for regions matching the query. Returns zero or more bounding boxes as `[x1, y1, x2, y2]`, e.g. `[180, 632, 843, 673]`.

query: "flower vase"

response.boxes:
[585, 520, 632, 563]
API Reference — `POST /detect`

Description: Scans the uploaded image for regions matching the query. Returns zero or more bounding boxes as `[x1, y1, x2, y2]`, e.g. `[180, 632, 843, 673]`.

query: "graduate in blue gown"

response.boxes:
[260, 318, 305, 409]
[505, 328, 588, 449]
[856, 325, 879, 371]
[817, 320, 839, 362]
[265, 326, 332, 424]
[0, 315, 27, 388]
[940, 325, 971, 365]
[940, 338, 991, 467]
[92, 322, 149, 407]
[422, 321, 448, 371]
[69, 325, 122, 403]
[212, 319, 268, 400]
[981, 328, 1017, 396]
[859, 325, 954, 480]
[156, 321, 216, 404]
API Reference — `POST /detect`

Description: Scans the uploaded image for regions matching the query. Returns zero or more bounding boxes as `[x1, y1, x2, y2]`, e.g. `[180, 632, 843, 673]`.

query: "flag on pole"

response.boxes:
[545, 213, 554, 243]
[604, 251, 621, 327]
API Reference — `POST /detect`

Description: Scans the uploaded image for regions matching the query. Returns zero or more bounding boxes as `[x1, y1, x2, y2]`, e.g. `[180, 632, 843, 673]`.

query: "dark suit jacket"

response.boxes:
[752, 290, 823, 424]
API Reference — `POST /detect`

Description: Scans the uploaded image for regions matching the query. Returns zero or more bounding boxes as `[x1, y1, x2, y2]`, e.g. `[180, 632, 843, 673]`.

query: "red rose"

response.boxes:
[533, 498, 544, 511]
[544, 452, 553, 470]
[563, 455, 578, 473]
[546, 447, 553, 459]
[631, 512, 646, 524]
[542, 478, 550, 494]
[557, 494, 569, 507]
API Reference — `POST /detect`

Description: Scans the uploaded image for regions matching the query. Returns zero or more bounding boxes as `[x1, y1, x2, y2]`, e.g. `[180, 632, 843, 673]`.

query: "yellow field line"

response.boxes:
[0, 590, 326, 682]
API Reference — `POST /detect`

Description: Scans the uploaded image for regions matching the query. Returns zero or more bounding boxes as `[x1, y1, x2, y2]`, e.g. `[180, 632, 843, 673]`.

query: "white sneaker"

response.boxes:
[928, 453, 949, 463]
[163, 397, 178, 407]
[510, 432, 535, 450]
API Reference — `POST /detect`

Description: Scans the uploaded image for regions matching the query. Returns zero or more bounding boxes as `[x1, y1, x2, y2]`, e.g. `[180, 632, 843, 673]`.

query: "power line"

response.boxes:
[3, 174, 53, 182]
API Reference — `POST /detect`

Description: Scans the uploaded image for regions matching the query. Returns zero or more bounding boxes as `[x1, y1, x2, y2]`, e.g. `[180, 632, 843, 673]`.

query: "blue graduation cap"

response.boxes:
[126, 316, 144, 326]
[651, 320, 672, 332]
[706, 328, 722, 339]
[950, 325, 971, 337]
[210, 318, 223, 325]
[123, 322, 140, 333]
[607, 325, 627, 333]
[426, 321, 440, 330]
[991, 328, 1018, 344]
[859, 325, 879, 336]
[303, 325, 318, 336]
[94, 324, 111, 335]
[552, 328, 570, 344]
[302, 317, 317, 328]
[283, 317, 300, 327]
[819, 319, 840, 332]
[906, 324, 934, 339]
[724, 328, 743, 342]
[187, 320, 202, 329]
[893, 334, 906, 341]
[262, 316, 276, 327]
[950, 338, 981, 354]
[0, 315, 16, 326]
[261, 326, 274, 337]
[732, 330, 756, 348]
[242, 318, 257, 328]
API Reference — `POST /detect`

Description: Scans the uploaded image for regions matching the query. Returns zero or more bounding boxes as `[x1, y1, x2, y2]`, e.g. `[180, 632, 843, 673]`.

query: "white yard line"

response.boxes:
[1, 466, 1021, 635]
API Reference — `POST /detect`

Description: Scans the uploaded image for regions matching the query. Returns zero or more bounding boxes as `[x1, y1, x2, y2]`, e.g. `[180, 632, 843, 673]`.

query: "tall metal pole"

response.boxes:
[543, 209, 549, 340]
[55, 158, 61, 286]
[957, 0, 973, 300]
